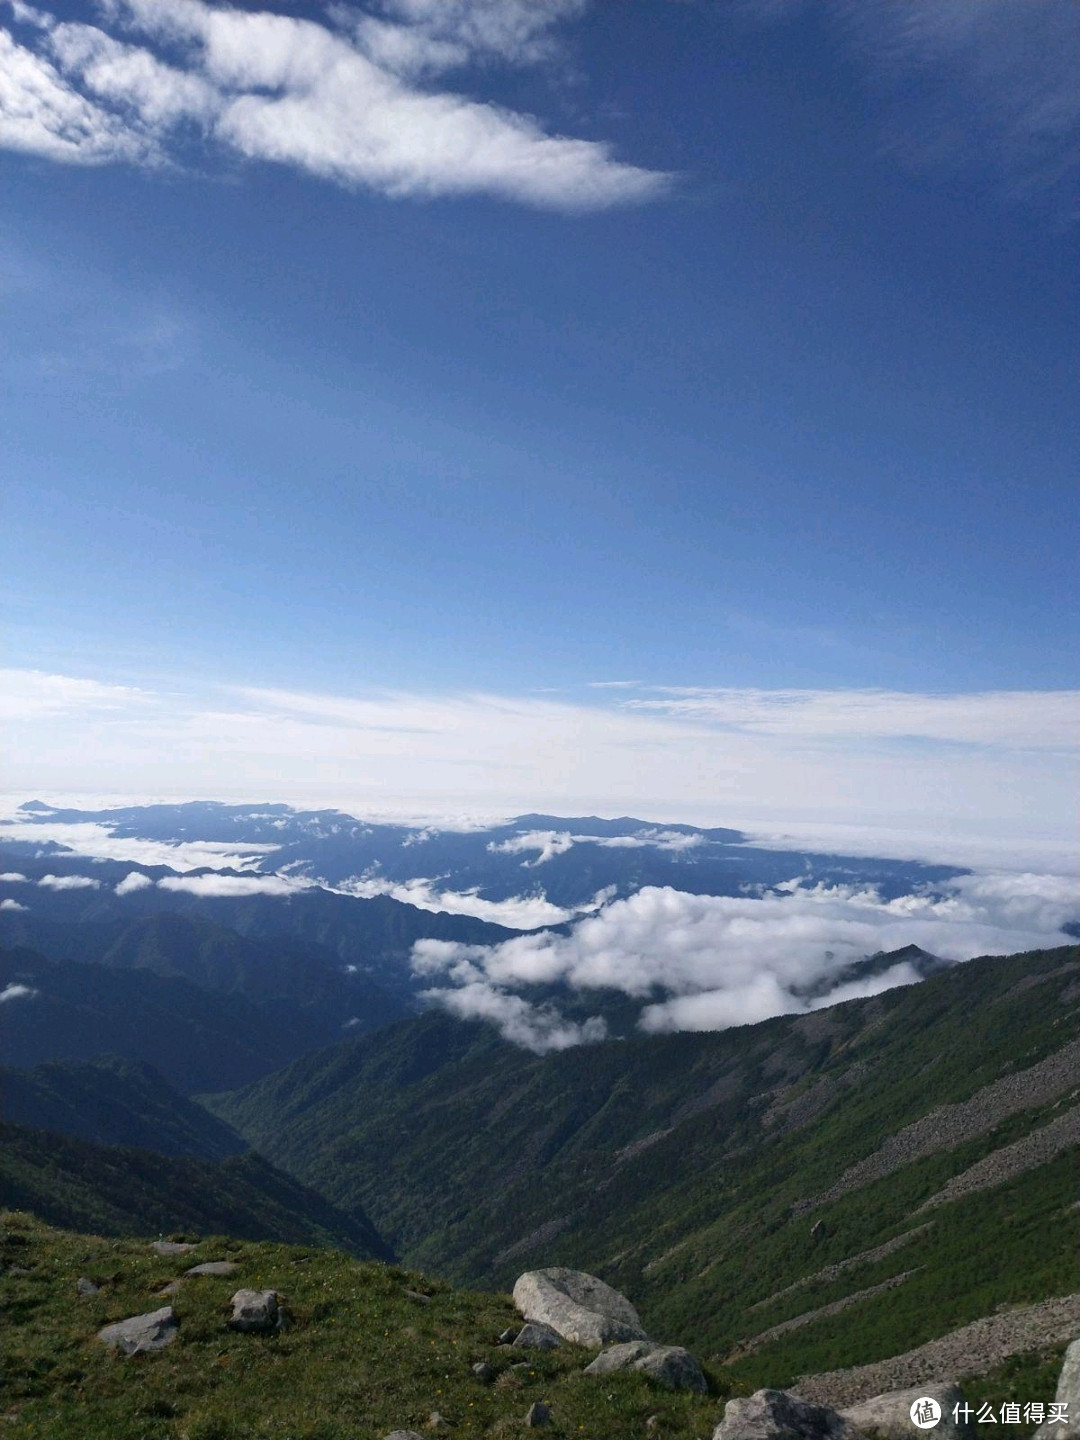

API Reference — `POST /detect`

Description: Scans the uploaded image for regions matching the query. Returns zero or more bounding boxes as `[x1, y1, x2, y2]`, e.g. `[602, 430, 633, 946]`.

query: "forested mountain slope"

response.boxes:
[0, 1055, 247, 1158]
[0, 1123, 390, 1258]
[206, 944, 1080, 1384]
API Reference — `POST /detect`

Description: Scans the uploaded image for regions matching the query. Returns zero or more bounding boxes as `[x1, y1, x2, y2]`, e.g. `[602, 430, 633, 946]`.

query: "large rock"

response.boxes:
[513, 1268, 647, 1348]
[513, 1323, 563, 1351]
[228, 1289, 281, 1333]
[1034, 1337, 1080, 1438]
[382, 1433, 426, 1440]
[185, 1261, 240, 1277]
[584, 1340, 707, 1393]
[97, 1306, 179, 1355]
[842, 1384, 974, 1440]
[713, 1389, 863, 1440]
[151, 1240, 196, 1257]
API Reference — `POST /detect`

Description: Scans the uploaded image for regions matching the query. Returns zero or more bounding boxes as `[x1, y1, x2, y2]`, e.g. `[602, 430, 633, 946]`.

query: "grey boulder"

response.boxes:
[150, 1240, 196, 1257]
[713, 1389, 863, 1440]
[1034, 1337, 1080, 1439]
[185, 1261, 240, 1277]
[97, 1306, 179, 1355]
[842, 1384, 973, 1440]
[513, 1323, 563, 1351]
[584, 1340, 707, 1393]
[513, 1267, 647, 1348]
[228, 1289, 281, 1333]
[76, 1277, 100, 1296]
[526, 1402, 553, 1427]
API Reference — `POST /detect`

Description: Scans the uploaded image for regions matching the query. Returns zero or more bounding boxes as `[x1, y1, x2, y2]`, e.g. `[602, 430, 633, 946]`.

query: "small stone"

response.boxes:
[428, 1411, 449, 1429]
[185, 1261, 240, 1277]
[97, 1306, 179, 1355]
[157, 1280, 183, 1296]
[383, 1432, 427, 1440]
[498, 1327, 517, 1344]
[150, 1241, 196, 1257]
[406, 1289, 432, 1304]
[513, 1323, 562, 1351]
[6, 1266, 31, 1277]
[646, 1417, 660, 1433]
[76, 1277, 100, 1296]
[228, 1289, 280, 1333]
[526, 1402, 552, 1427]
[472, 1362, 495, 1382]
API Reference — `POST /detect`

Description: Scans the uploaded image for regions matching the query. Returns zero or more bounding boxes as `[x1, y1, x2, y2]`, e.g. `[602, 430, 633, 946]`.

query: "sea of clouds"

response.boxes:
[412, 870, 1080, 1051]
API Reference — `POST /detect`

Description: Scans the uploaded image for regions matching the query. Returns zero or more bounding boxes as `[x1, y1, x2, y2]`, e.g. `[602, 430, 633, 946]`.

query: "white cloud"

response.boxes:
[115, 870, 153, 894]
[0, 871, 28, 881]
[489, 830, 577, 866]
[37, 872, 100, 890]
[0, 26, 156, 164]
[0, 669, 148, 720]
[334, 871, 607, 928]
[0, 816, 280, 872]
[413, 869, 1080, 1042]
[0, 981, 37, 1002]
[0, 0, 665, 209]
[0, 897, 28, 911]
[421, 979, 607, 1054]
[157, 872, 311, 897]
[352, 0, 587, 76]
[624, 687, 1080, 751]
[3, 672, 1076, 871]
[489, 827, 705, 866]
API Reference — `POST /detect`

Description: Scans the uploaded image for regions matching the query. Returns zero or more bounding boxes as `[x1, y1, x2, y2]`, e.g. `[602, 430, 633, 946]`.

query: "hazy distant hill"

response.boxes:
[0, 1055, 247, 1158]
[0, 860, 520, 999]
[206, 943, 1080, 1384]
[2, 799, 964, 909]
[0, 946, 372, 1092]
[0, 1122, 391, 1258]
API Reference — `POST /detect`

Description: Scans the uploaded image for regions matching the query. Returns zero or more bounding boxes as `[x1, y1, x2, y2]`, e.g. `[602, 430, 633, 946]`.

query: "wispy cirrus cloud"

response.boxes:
[753, 0, 1080, 211]
[623, 686, 1080, 750]
[0, 0, 665, 209]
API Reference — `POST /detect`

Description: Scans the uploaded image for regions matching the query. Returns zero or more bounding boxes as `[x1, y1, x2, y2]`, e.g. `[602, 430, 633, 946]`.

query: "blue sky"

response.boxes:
[2, 0, 1078, 841]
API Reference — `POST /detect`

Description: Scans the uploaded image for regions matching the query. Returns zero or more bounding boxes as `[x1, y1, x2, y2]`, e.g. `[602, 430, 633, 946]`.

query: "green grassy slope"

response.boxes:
[205, 945, 1080, 1378]
[0, 1123, 391, 1259]
[1, 1212, 726, 1440]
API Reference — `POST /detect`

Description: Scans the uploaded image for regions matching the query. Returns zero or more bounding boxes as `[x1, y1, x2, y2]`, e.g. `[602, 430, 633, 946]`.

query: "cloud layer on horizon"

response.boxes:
[3, 669, 1076, 876]
[0, 0, 664, 209]
[413, 869, 1080, 1050]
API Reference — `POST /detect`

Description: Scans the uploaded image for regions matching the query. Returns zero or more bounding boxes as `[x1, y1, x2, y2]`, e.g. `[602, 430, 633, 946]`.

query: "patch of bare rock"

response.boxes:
[795, 1291, 1080, 1409]
[796, 1038, 1080, 1215]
